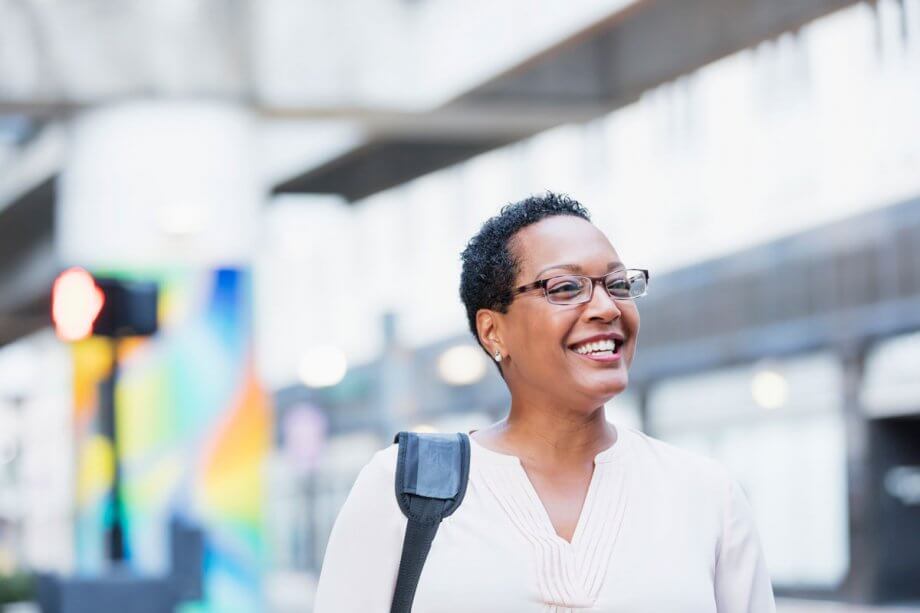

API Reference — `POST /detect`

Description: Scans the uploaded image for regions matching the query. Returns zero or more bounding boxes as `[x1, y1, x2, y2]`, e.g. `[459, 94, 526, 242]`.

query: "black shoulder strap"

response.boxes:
[390, 431, 470, 613]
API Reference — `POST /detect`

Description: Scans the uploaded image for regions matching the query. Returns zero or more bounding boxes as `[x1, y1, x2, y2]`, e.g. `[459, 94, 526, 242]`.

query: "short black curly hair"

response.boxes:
[459, 192, 592, 366]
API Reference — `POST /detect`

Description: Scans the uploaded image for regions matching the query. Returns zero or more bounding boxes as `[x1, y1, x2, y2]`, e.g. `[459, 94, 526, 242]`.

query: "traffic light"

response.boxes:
[51, 268, 104, 341]
[50, 268, 160, 564]
[52, 268, 159, 341]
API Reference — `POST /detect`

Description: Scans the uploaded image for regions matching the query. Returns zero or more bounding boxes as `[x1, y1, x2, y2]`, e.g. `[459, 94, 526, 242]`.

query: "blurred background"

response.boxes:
[0, 0, 919, 611]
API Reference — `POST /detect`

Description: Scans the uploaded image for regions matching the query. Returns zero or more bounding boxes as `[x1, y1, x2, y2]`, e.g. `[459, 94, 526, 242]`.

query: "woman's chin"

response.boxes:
[575, 371, 629, 402]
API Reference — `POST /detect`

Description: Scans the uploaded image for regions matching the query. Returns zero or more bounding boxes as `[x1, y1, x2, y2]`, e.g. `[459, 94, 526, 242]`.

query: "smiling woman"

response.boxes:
[313, 193, 776, 613]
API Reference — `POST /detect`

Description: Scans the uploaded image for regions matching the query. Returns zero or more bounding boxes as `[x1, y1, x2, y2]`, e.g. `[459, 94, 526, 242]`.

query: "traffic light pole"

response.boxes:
[99, 336, 126, 563]
[52, 272, 160, 566]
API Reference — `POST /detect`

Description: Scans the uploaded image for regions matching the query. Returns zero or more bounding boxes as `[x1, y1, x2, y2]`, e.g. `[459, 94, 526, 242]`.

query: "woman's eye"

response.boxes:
[548, 282, 581, 294]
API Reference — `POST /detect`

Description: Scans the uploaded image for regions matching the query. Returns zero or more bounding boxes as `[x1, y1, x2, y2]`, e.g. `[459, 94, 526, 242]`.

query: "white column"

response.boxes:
[56, 100, 262, 268]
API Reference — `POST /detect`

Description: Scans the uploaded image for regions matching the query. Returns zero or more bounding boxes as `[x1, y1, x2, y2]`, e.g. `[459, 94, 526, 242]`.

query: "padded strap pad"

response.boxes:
[393, 432, 470, 521]
[401, 433, 462, 499]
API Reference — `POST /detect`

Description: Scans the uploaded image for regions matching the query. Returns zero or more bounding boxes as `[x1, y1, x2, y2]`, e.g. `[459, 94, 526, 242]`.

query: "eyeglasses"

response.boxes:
[513, 268, 649, 305]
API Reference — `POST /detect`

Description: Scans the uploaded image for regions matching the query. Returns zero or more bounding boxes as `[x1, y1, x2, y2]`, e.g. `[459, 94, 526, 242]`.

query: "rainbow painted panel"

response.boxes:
[72, 268, 271, 612]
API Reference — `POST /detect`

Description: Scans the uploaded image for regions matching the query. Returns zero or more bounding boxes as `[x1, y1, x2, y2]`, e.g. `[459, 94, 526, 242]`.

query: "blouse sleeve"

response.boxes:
[713, 478, 776, 613]
[313, 445, 407, 613]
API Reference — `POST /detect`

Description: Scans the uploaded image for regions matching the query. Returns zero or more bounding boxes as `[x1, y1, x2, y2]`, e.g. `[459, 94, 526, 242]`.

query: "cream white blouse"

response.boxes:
[313, 426, 776, 613]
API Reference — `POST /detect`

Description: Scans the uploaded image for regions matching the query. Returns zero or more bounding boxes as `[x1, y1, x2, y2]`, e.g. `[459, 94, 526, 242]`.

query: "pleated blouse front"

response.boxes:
[313, 426, 776, 613]
[463, 433, 630, 609]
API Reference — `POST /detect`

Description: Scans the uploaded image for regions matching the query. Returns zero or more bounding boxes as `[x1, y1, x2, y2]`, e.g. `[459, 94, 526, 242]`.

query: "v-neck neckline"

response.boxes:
[519, 457, 598, 548]
[469, 427, 634, 607]
[468, 426, 631, 548]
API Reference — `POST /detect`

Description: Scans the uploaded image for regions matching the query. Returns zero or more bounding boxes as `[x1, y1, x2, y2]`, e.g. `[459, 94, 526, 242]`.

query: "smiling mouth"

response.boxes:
[568, 338, 624, 362]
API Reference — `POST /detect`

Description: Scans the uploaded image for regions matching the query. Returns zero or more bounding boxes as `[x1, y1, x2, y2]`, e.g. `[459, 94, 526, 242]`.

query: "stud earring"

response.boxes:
[494, 350, 502, 363]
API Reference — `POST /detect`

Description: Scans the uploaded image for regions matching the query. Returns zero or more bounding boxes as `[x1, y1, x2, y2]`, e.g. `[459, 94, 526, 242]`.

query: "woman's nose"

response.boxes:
[585, 279, 621, 319]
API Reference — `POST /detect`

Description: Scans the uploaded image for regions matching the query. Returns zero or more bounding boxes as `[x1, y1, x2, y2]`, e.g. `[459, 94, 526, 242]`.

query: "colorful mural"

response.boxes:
[72, 268, 271, 611]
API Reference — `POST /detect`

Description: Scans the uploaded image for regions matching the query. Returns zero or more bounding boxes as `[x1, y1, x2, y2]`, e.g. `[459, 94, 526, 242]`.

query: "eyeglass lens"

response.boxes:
[544, 270, 647, 304]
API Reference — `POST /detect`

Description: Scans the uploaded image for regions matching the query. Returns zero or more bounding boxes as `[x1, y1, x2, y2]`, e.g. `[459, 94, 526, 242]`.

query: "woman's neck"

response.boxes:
[477, 397, 617, 468]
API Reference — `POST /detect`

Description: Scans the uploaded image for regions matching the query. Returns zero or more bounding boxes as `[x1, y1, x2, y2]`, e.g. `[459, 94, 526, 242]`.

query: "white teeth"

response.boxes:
[573, 339, 618, 354]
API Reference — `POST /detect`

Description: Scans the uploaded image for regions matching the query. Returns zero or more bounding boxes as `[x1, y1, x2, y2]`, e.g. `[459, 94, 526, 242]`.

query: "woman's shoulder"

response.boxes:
[623, 428, 734, 492]
[358, 441, 399, 482]
[336, 442, 404, 525]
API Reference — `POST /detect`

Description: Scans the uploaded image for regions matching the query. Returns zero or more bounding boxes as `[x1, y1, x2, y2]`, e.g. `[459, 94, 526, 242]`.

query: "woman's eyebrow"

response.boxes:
[533, 261, 624, 278]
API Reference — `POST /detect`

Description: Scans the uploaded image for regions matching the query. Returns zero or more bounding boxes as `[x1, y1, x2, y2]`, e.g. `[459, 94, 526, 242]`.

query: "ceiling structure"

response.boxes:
[272, 0, 858, 200]
[0, 0, 861, 346]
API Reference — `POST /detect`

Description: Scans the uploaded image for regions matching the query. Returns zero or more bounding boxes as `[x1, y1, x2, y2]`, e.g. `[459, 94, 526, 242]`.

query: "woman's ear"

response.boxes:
[475, 308, 503, 356]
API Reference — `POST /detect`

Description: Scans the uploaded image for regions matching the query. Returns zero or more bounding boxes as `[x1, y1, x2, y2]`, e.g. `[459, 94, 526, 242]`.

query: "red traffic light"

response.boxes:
[52, 267, 105, 342]
[52, 269, 159, 340]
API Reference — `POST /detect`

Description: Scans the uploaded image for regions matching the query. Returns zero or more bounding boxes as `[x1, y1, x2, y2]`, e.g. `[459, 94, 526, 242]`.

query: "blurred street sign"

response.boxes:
[282, 403, 328, 476]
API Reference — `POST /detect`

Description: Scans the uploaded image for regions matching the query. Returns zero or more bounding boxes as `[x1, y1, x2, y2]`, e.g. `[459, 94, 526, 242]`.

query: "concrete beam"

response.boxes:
[463, 0, 858, 105]
[273, 0, 861, 201]
[272, 138, 515, 202]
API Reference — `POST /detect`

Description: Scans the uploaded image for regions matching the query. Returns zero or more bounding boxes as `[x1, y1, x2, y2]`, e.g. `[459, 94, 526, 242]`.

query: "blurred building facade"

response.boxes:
[0, 0, 919, 610]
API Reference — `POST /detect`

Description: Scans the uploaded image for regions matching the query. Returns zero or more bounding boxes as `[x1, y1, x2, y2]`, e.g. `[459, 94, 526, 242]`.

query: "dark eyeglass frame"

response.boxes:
[513, 268, 650, 305]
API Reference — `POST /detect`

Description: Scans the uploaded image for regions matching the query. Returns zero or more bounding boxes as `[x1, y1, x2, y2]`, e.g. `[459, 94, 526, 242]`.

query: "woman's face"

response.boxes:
[497, 215, 640, 407]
